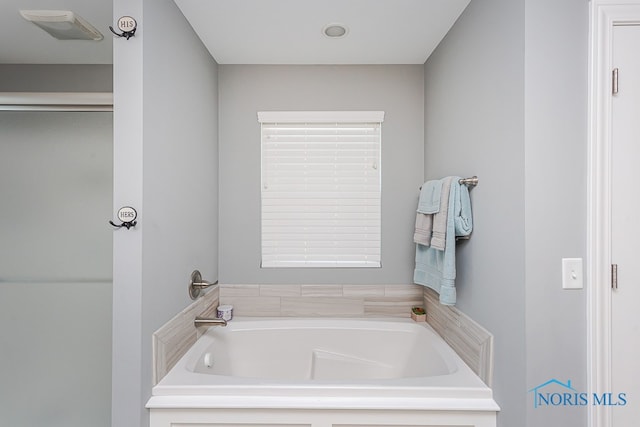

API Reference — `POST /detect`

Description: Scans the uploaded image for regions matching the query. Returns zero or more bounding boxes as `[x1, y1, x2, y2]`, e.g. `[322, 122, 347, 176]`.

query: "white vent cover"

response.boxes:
[19, 10, 103, 41]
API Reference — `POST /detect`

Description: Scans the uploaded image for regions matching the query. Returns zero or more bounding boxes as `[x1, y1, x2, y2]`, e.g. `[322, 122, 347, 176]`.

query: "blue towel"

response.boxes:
[429, 177, 453, 250]
[413, 177, 473, 305]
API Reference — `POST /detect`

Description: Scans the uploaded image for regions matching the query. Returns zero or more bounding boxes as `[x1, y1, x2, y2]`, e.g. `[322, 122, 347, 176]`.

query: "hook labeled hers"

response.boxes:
[109, 206, 138, 230]
[109, 16, 137, 40]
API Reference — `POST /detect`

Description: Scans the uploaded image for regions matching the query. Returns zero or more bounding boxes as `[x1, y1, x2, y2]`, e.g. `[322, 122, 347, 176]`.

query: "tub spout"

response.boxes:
[194, 316, 227, 327]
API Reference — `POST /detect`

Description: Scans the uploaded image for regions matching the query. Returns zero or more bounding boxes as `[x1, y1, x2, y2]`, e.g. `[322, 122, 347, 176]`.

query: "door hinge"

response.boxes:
[613, 68, 619, 95]
[612, 263, 618, 290]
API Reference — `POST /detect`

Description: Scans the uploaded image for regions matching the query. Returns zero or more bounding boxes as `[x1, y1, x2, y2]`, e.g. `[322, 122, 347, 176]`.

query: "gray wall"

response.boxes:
[524, 0, 587, 426]
[111, 0, 219, 425]
[424, 0, 526, 426]
[424, 0, 588, 426]
[219, 65, 424, 284]
[0, 109, 113, 425]
[141, 0, 219, 413]
[0, 65, 113, 92]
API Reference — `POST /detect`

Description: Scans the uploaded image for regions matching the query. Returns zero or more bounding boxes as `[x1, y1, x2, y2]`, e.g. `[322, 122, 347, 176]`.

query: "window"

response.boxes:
[259, 111, 384, 268]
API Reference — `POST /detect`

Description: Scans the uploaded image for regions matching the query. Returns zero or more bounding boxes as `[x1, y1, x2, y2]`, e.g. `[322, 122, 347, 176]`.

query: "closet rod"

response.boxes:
[0, 92, 113, 112]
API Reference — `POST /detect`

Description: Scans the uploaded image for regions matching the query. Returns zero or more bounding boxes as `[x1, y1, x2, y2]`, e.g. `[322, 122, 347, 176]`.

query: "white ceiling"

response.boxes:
[0, 0, 470, 65]
[175, 0, 471, 64]
[0, 0, 112, 64]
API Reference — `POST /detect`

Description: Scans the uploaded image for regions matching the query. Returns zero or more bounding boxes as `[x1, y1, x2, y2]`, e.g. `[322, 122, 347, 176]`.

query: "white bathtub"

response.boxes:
[148, 318, 499, 427]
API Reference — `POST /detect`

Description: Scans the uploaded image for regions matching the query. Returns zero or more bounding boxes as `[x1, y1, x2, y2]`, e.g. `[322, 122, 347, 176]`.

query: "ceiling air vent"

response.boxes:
[19, 10, 103, 41]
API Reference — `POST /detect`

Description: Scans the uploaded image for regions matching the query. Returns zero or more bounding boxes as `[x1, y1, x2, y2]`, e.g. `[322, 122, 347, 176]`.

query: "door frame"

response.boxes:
[588, 2, 640, 426]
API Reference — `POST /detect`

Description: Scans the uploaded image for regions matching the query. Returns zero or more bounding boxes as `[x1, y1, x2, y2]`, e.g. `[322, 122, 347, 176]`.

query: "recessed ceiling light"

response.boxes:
[20, 10, 103, 41]
[322, 23, 348, 39]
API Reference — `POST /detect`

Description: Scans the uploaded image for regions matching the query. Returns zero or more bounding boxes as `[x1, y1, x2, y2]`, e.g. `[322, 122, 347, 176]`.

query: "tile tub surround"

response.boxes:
[152, 287, 219, 384]
[152, 283, 493, 388]
[424, 287, 493, 386]
[219, 284, 424, 317]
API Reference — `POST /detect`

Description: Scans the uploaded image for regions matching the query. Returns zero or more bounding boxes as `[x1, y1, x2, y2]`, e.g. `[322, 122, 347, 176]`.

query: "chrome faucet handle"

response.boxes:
[188, 270, 218, 300]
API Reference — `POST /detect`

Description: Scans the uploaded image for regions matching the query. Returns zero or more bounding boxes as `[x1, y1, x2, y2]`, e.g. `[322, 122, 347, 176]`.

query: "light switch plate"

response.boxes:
[562, 258, 583, 289]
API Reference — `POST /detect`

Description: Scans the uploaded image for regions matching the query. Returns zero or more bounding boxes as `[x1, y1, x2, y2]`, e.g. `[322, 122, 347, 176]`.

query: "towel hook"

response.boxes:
[109, 206, 137, 230]
[109, 16, 137, 40]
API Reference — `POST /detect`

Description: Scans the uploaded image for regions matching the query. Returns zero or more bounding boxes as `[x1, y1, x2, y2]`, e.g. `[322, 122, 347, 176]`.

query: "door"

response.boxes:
[611, 23, 640, 426]
[0, 110, 113, 426]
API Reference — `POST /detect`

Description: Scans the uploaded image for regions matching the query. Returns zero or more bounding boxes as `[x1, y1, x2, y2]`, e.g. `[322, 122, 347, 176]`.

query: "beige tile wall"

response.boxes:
[219, 284, 424, 317]
[423, 287, 493, 386]
[152, 287, 219, 384]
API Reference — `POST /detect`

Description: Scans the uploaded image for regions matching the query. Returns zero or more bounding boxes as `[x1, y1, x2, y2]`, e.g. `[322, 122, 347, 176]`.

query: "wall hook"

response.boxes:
[109, 16, 137, 40]
[110, 206, 138, 230]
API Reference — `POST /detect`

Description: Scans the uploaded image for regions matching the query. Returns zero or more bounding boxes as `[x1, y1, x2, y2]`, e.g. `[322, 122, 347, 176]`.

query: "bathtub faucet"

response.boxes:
[194, 316, 227, 327]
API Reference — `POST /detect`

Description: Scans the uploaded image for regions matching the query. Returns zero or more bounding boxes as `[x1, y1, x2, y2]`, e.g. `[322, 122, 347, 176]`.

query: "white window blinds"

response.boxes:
[259, 111, 384, 268]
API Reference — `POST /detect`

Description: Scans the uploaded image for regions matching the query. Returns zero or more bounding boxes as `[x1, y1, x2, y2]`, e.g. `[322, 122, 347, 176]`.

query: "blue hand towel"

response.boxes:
[429, 177, 453, 250]
[454, 183, 473, 238]
[413, 177, 473, 305]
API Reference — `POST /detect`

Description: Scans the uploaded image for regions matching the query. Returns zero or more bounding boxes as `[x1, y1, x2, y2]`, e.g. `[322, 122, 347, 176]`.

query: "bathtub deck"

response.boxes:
[149, 406, 498, 427]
